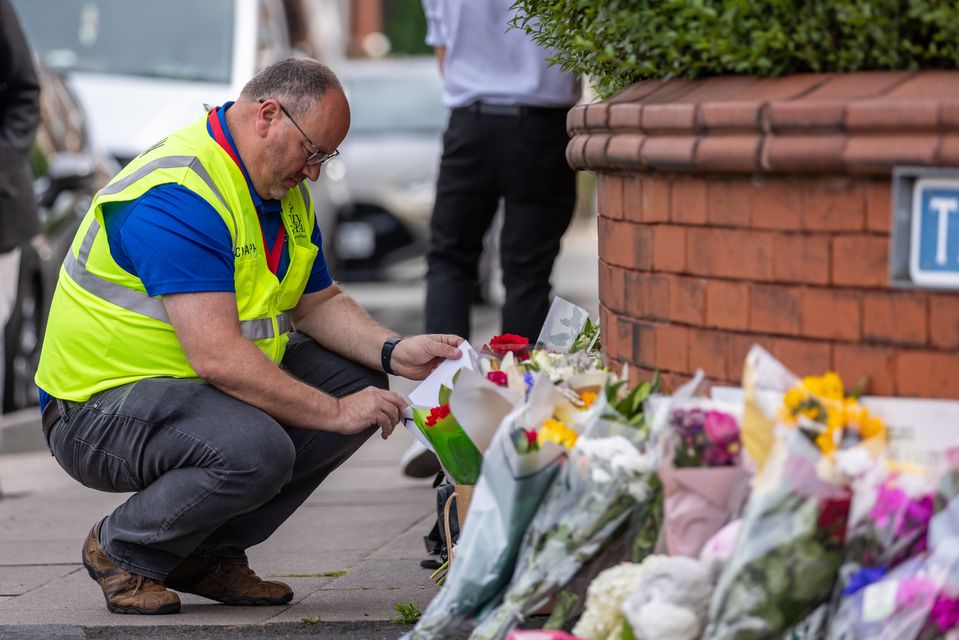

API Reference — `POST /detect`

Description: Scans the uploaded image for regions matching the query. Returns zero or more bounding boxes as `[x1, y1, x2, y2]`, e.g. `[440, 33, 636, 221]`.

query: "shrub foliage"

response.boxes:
[510, 1, 959, 98]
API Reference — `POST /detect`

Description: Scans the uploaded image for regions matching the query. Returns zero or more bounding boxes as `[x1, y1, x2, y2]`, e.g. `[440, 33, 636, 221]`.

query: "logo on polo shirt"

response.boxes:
[235, 241, 257, 258]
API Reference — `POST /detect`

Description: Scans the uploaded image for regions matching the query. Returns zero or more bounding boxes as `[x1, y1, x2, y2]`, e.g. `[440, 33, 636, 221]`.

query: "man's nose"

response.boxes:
[303, 163, 322, 181]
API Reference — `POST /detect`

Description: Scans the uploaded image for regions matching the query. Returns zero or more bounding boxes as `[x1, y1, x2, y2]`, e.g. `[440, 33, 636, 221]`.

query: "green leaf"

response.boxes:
[438, 383, 452, 406]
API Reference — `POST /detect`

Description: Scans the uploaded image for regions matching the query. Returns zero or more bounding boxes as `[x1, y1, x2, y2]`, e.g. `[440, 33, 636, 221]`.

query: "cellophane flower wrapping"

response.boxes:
[572, 560, 657, 640]
[404, 374, 604, 640]
[824, 538, 959, 640]
[659, 398, 750, 558]
[468, 416, 660, 640]
[702, 429, 852, 639]
[412, 404, 483, 484]
[829, 468, 936, 632]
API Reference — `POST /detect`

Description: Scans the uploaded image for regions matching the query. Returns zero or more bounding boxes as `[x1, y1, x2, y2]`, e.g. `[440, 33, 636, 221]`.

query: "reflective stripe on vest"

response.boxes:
[66, 155, 295, 341]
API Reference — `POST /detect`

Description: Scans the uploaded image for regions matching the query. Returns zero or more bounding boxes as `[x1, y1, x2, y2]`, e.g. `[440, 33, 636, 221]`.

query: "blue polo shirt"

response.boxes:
[38, 103, 333, 411]
[101, 102, 332, 296]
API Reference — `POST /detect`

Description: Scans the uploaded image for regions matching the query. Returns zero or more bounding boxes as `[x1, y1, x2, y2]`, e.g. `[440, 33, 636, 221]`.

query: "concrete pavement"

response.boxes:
[0, 215, 599, 637]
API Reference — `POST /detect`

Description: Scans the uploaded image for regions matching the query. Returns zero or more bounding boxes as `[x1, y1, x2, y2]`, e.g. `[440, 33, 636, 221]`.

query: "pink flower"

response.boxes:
[870, 485, 908, 530]
[704, 410, 739, 447]
[896, 578, 937, 610]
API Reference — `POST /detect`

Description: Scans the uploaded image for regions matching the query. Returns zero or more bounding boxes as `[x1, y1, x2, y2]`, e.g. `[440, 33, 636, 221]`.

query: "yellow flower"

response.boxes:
[579, 391, 597, 409]
[784, 388, 805, 411]
[539, 418, 578, 449]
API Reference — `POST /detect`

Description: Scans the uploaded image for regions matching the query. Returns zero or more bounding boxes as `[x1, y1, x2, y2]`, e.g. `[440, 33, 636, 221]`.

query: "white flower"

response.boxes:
[835, 447, 872, 479]
[572, 560, 662, 640]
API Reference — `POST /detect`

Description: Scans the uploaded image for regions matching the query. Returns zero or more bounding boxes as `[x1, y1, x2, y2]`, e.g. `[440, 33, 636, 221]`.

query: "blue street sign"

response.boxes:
[910, 178, 959, 288]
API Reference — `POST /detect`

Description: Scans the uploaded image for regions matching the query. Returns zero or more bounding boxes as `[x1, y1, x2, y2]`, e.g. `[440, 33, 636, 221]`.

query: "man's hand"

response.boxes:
[390, 334, 464, 380]
[332, 386, 408, 439]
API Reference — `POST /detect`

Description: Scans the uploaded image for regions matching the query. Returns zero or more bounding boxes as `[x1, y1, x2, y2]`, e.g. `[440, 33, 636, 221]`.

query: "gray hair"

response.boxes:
[240, 58, 342, 118]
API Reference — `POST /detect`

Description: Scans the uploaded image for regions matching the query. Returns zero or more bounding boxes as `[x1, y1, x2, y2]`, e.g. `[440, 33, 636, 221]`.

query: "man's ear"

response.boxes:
[254, 99, 280, 138]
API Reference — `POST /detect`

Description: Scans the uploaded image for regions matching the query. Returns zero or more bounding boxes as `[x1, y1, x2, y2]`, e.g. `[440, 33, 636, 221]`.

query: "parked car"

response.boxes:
[11, 0, 292, 167]
[4, 64, 116, 412]
[312, 57, 446, 280]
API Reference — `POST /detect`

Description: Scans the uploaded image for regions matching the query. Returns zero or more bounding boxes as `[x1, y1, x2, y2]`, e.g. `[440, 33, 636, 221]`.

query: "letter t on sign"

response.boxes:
[930, 197, 959, 265]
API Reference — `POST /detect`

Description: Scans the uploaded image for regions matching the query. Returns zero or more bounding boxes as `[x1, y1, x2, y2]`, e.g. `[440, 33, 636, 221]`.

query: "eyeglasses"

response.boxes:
[260, 98, 340, 166]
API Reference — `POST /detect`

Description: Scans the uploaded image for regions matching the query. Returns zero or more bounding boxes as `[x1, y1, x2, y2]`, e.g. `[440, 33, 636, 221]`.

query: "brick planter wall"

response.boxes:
[569, 72, 959, 398]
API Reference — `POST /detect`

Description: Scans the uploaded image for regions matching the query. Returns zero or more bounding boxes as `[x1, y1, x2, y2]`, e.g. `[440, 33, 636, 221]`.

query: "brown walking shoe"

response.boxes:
[82, 522, 181, 615]
[165, 554, 293, 606]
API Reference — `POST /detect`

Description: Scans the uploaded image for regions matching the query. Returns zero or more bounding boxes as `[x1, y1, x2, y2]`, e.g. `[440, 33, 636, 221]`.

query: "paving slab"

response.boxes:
[0, 565, 80, 597]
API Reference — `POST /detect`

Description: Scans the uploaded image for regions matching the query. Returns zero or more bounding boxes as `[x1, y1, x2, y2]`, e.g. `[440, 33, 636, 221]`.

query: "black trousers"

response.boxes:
[425, 106, 576, 341]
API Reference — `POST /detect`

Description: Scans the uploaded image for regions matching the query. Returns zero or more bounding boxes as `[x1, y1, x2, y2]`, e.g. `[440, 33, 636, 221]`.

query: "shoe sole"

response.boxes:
[165, 586, 294, 606]
[402, 450, 441, 478]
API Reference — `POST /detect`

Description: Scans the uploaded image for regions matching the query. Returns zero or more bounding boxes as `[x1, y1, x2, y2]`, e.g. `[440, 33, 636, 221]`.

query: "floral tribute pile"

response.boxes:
[400, 302, 959, 640]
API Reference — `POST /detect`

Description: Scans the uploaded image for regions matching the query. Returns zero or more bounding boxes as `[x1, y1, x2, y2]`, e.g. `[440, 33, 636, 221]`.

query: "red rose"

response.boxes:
[425, 404, 451, 427]
[818, 492, 852, 545]
[487, 370, 509, 387]
[488, 334, 530, 360]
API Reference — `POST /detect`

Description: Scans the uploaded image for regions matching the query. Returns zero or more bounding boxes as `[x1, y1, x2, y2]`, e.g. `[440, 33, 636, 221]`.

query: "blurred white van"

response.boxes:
[13, 0, 292, 166]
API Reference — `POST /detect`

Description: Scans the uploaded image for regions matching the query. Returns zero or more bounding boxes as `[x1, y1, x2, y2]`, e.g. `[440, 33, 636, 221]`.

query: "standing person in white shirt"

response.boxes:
[421, 0, 581, 342]
[400, 0, 581, 479]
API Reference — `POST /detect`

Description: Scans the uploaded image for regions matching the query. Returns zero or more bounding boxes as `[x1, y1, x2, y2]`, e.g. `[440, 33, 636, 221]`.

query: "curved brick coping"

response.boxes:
[567, 71, 959, 176]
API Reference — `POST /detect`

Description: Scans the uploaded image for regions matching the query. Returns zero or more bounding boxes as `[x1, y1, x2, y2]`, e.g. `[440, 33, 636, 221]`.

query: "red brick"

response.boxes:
[844, 134, 939, 176]
[688, 329, 729, 380]
[601, 260, 627, 314]
[656, 324, 690, 372]
[705, 279, 750, 330]
[772, 233, 830, 285]
[833, 343, 897, 396]
[640, 136, 698, 171]
[605, 134, 645, 170]
[608, 316, 634, 364]
[726, 333, 761, 381]
[767, 338, 832, 376]
[583, 133, 612, 168]
[751, 178, 804, 230]
[802, 178, 865, 232]
[671, 178, 707, 225]
[623, 176, 643, 223]
[669, 276, 707, 326]
[584, 103, 610, 130]
[642, 103, 696, 131]
[599, 220, 654, 270]
[645, 274, 672, 322]
[686, 228, 776, 281]
[598, 173, 625, 220]
[863, 292, 928, 346]
[653, 225, 687, 273]
[706, 179, 752, 227]
[929, 293, 959, 350]
[695, 135, 762, 173]
[624, 271, 647, 319]
[632, 322, 659, 369]
[608, 103, 643, 130]
[897, 351, 959, 399]
[802, 288, 862, 341]
[865, 181, 892, 234]
[641, 175, 672, 222]
[845, 100, 939, 132]
[750, 284, 802, 335]
[762, 135, 846, 174]
[832, 235, 889, 288]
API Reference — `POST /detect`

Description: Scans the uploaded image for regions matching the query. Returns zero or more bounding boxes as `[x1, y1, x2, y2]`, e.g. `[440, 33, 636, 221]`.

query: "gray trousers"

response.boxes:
[45, 333, 385, 580]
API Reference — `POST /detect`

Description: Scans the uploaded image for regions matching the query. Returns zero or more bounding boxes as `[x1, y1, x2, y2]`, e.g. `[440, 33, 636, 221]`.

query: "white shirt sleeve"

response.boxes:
[420, 0, 447, 47]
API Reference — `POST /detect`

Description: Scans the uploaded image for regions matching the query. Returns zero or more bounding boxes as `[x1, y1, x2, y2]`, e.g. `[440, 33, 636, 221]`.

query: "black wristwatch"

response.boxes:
[381, 337, 403, 375]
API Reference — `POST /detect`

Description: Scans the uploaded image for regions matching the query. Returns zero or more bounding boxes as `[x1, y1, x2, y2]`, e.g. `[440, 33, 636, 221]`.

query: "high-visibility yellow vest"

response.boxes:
[35, 113, 318, 402]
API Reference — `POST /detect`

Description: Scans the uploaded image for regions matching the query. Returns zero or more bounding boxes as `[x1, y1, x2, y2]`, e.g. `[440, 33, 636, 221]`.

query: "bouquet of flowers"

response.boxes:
[828, 468, 936, 631]
[703, 428, 852, 639]
[824, 540, 959, 640]
[468, 379, 661, 640]
[404, 374, 604, 640]
[658, 399, 750, 558]
[703, 347, 886, 639]
[412, 381, 484, 485]
[619, 555, 717, 640]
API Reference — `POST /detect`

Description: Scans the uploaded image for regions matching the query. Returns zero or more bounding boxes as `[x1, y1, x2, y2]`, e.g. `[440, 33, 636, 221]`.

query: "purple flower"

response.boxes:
[931, 596, 959, 630]
[896, 577, 937, 610]
[898, 494, 934, 537]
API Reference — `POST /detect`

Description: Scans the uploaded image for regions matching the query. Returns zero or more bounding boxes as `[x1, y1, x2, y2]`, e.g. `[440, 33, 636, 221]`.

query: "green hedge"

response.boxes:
[510, 1, 959, 98]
